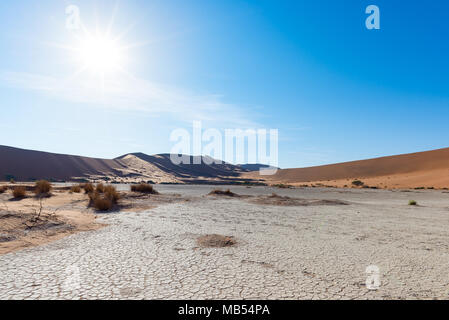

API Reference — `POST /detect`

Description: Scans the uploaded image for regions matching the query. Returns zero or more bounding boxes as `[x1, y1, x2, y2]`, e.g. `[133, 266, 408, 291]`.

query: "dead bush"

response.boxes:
[34, 180, 52, 196]
[208, 189, 238, 197]
[272, 184, 292, 189]
[88, 186, 119, 211]
[70, 185, 81, 193]
[13, 187, 26, 199]
[96, 183, 105, 193]
[104, 185, 120, 203]
[0, 186, 7, 194]
[131, 183, 158, 194]
[352, 180, 364, 187]
[197, 234, 236, 248]
[83, 183, 94, 194]
[93, 197, 113, 211]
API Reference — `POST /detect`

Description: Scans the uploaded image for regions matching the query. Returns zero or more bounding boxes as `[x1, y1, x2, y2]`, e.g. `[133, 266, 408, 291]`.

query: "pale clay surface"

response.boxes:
[1, 185, 449, 300]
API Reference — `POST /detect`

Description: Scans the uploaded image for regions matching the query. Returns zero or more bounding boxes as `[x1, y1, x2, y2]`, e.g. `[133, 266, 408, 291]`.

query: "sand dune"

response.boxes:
[3, 145, 449, 188]
[116, 153, 246, 180]
[0, 145, 126, 182]
[256, 147, 449, 189]
[0, 146, 248, 183]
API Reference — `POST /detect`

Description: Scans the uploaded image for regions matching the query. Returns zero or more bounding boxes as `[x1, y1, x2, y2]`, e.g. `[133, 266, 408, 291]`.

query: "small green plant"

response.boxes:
[409, 200, 417, 206]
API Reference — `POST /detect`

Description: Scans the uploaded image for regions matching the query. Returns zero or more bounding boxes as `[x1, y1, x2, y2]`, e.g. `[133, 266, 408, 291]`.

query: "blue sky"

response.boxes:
[0, 0, 448, 168]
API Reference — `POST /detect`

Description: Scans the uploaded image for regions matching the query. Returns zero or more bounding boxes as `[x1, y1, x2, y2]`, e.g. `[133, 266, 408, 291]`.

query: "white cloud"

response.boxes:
[0, 71, 256, 127]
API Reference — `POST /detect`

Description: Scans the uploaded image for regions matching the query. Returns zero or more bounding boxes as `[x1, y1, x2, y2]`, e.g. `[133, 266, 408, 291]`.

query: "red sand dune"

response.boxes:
[259, 147, 449, 189]
[3, 145, 449, 188]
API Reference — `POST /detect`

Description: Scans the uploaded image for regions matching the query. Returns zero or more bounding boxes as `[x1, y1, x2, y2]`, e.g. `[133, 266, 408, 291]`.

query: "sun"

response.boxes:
[77, 34, 124, 74]
[48, 4, 147, 90]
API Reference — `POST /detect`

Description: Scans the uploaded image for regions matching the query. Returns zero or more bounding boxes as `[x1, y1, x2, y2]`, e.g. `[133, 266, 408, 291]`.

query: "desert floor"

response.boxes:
[1, 185, 449, 300]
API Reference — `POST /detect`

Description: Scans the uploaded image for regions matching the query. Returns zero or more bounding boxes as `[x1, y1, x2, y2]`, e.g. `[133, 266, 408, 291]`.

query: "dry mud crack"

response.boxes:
[1, 185, 449, 300]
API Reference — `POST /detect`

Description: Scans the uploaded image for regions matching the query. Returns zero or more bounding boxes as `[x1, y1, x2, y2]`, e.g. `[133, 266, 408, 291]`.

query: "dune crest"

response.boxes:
[253, 147, 449, 189]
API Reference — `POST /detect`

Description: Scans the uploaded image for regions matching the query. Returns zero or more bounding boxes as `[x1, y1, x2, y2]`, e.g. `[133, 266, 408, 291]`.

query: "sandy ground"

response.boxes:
[0, 186, 184, 255]
[0, 189, 101, 255]
[1, 185, 449, 299]
[256, 170, 449, 190]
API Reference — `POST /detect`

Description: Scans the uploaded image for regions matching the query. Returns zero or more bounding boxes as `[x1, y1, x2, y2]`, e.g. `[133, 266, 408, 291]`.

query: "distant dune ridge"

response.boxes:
[2, 145, 449, 188]
[0, 145, 251, 184]
[261, 147, 449, 189]
[0, 145, 126, 182]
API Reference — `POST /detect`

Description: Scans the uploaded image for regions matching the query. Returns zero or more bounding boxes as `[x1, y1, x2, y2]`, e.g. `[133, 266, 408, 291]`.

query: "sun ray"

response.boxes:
[107, 0, 120, 38]
[45, 4, 153, 92]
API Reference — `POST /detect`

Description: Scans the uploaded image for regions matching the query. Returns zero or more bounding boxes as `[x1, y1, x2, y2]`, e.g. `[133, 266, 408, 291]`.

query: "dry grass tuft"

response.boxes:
[272, 184, 293, 189]
[12, 186, 26, 199]
[88, 185, 120, 211]
[197, 234, 236, 248]
[96, 183, 105, 193]
[93, 197, 113, 211]
[104, 185, 120, 203]
[208, 189, 238, 197]
[131, 183, 158, 194]
[34, 180, 52, 197]
[70, 185, 82, 193]
[352, 180, 365, 187]
[83, 183, 94, 194]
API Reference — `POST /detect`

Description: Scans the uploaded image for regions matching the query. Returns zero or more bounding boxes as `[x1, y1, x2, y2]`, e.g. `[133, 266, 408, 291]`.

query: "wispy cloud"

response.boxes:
[0, 71, 256, 127]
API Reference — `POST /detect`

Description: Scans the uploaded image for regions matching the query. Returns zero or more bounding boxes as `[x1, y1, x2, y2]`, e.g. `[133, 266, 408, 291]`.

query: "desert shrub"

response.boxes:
[88, 186, 119, 211]
[10, 178, 15, 184]
[409, 200, 417, 206]
[208, 189, 237, 197]
[131, 183, 158, 194]
[13, 187, 26, 199]
[272, 184, 292, 189]
[93, 197, 113, 211]
[0, 186, 7, 194]
[83, 183, 94, 194]
[352, 180, 364, 187]
[34, 180, 52, 196]
[96, 183, 105, 193]
[104, 186, 120, 203]
[197, 234, 236, 248]
[88, 191, 98, 203]
[70, 185, 82, 193]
